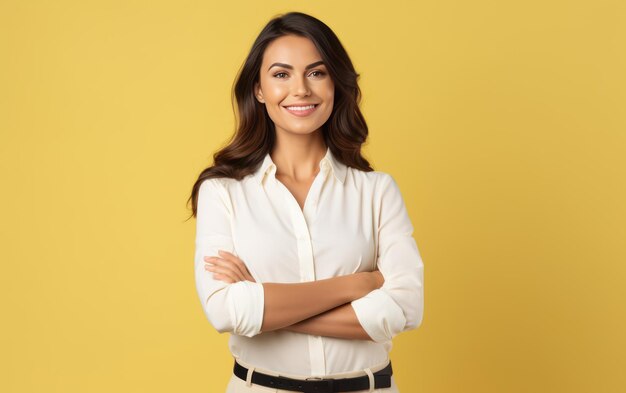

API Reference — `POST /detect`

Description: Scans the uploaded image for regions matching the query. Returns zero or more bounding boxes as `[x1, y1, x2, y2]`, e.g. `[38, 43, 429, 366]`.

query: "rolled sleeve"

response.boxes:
[194, 178, 265, 337]
[351, 289, 407, 343]
[351, 174, 425, 343]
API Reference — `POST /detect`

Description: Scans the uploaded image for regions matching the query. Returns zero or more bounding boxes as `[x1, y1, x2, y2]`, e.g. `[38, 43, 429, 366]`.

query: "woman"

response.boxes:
[188, 11, 424, 393]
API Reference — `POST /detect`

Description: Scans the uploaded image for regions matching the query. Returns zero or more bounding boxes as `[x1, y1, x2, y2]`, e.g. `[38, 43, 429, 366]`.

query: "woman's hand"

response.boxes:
[203, 250, 256, 283]
[370, 269, 384, 289]
[352, 269, 385, 295]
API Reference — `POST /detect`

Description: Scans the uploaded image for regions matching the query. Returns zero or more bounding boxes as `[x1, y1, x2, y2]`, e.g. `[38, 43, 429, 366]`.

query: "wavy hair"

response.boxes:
[186, 11, 373, 220]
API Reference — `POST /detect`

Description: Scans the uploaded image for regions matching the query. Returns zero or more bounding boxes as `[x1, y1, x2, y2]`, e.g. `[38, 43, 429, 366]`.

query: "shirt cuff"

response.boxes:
[351, 288, 407, 343]
[225, 280, 265, 337]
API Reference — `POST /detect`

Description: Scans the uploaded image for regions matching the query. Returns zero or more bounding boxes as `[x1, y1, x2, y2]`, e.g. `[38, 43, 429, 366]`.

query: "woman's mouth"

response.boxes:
[282, 104, 319, 117]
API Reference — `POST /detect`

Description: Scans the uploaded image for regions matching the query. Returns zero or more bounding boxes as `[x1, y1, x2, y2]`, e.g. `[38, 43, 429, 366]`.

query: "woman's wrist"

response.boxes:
[347, 271, 383, 301]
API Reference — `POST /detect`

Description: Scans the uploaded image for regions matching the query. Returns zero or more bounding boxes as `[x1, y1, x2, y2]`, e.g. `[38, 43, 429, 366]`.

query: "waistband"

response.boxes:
[232, 356, 392, 380]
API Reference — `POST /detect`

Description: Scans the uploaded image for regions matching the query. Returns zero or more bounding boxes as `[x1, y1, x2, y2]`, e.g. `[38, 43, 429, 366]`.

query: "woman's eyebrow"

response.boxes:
[267, 60, 325, 71]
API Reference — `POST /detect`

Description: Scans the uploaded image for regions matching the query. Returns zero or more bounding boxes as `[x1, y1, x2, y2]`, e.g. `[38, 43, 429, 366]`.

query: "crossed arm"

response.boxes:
[195, 175, 424, 343]
[204, 250, 383, 340]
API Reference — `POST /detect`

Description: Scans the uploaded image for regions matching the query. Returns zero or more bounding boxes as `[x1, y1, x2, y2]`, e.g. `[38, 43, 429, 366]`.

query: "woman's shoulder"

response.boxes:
[347, 167, 396, 187]
[199, 176, 226, 190]
[347, 168, 406, 204]
[199, 176, 240, 188]
[199, 175, 251, 199]
[198, 177, 237, 199]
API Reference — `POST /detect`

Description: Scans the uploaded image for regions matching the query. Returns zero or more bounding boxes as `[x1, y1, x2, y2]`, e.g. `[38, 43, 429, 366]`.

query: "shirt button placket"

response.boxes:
[283, 187, 326, 376]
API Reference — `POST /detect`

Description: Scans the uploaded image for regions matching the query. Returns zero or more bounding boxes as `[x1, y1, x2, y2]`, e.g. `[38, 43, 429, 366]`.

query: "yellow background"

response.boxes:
[1, 0, 625, 392]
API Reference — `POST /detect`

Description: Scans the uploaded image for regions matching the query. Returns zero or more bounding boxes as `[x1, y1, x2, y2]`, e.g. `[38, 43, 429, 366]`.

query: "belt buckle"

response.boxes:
[304, 376, 335, 393]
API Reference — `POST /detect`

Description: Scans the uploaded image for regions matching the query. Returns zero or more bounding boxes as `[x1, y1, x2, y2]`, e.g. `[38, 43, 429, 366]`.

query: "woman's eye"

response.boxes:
[272, 70, 326, 79]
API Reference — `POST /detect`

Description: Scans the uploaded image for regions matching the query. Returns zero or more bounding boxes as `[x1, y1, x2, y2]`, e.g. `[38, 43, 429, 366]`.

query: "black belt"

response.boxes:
[233, 359, 393, 393]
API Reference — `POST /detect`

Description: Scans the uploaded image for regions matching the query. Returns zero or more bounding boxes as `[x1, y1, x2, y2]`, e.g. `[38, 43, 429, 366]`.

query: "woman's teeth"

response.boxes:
[285, 105, 316, 111]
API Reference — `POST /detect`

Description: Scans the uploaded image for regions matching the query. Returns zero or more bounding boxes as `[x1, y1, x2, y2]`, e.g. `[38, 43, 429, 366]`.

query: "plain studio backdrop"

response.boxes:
[1, 1, 624, 392]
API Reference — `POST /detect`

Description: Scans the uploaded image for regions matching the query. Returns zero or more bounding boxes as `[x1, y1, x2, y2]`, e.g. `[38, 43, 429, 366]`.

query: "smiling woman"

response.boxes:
[187, 11, 423, 393]
[254, 34, 335, 137]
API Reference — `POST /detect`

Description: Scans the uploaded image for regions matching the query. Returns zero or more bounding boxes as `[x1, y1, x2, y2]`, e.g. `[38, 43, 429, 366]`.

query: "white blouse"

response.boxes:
[194, 146, 424, 376]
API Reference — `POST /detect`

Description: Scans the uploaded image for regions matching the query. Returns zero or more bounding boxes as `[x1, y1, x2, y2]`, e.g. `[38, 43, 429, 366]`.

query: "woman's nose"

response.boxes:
[291, 76, 311, 96]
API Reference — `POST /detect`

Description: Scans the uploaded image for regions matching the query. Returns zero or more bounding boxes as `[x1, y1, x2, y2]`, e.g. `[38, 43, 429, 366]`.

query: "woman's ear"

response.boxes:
[254, 82, 265, 103]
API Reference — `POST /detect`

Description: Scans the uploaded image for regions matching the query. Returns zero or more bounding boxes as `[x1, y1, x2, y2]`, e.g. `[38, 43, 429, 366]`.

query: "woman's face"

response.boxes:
[255, 34, 334, 138]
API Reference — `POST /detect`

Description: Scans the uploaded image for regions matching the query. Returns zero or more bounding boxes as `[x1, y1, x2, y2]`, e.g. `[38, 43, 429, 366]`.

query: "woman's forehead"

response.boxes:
[262, 36, 322, 67]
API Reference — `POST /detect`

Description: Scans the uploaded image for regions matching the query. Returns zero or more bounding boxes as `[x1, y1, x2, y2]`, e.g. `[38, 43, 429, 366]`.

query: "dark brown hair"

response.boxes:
[186, 11, 373, 220]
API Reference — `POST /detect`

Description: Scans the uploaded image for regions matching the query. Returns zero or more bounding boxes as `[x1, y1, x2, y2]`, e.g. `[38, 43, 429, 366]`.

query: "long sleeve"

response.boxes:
[350, 174, 425, 343]
[194, 178, 265, 337]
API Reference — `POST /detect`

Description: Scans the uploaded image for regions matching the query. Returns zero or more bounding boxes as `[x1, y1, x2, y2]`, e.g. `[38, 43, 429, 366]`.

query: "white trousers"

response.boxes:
[225, 357, 400, 393]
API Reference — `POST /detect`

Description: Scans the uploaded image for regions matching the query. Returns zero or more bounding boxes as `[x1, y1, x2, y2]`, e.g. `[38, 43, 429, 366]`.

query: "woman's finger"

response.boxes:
[205, 264, 241, 283]
[206, 261, 245, 282]
[212, 272, 234, 284]
[217, 250, 249, 280]
[243, 267, 256, 282]
[204, 256, 246, 282]
[217, 251, 256, 283]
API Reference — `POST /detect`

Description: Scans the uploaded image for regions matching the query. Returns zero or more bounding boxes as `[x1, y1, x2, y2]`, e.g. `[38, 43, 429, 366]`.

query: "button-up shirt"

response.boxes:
[194, 146, 424, 376]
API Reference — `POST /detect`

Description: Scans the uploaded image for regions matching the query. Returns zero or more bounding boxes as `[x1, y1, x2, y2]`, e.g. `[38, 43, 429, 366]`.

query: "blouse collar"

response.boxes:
[253, 146, 347, 185]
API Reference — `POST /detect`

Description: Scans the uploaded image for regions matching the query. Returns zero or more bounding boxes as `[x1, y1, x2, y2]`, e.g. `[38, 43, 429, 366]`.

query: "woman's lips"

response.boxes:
[282, 104, 319, 117]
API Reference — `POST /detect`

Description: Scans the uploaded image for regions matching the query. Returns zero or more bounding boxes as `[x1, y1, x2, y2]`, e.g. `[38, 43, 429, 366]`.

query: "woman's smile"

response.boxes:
[282, 103, 319, 117]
